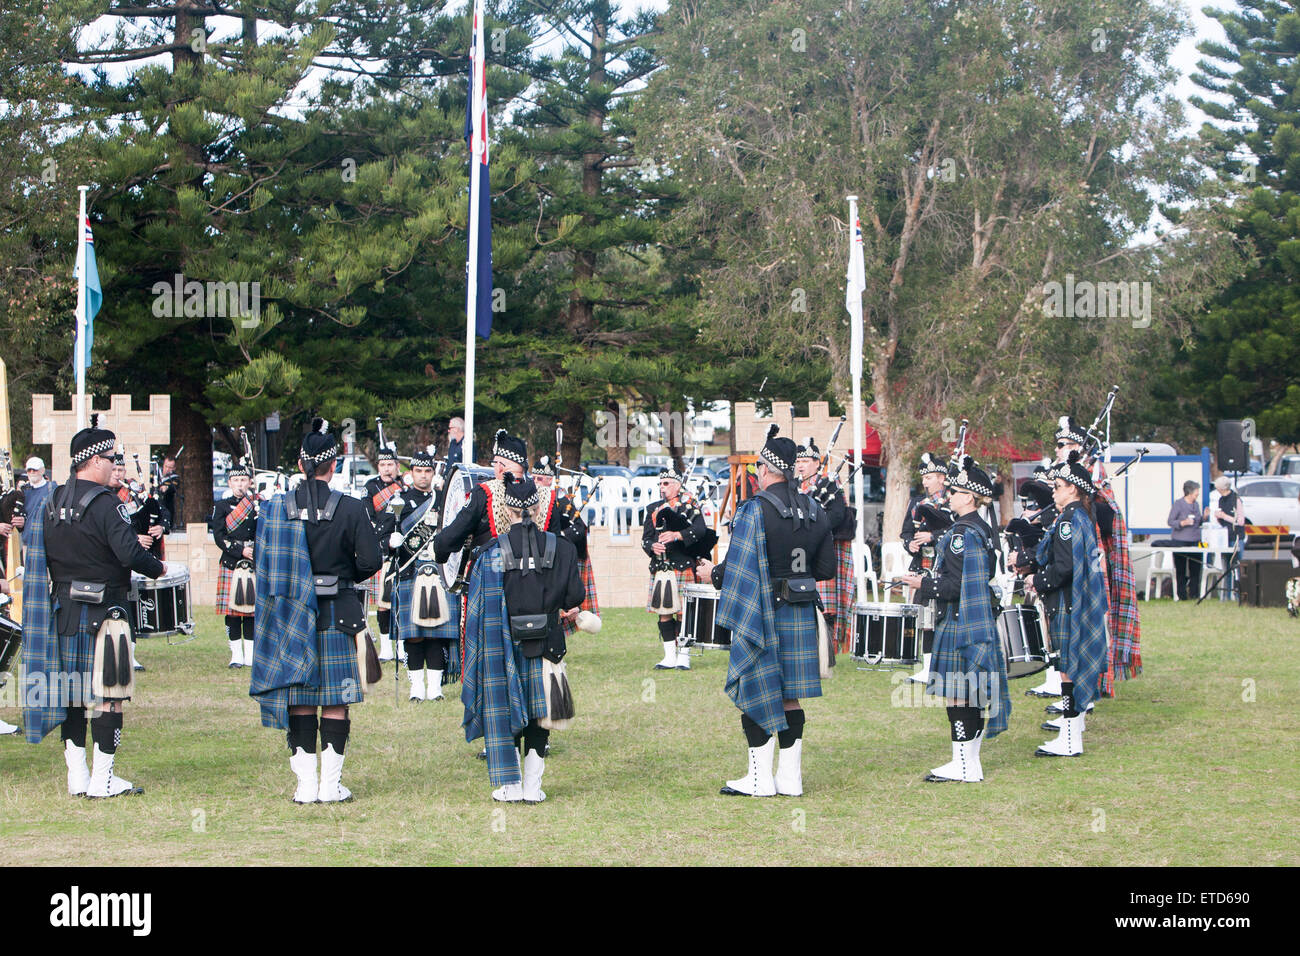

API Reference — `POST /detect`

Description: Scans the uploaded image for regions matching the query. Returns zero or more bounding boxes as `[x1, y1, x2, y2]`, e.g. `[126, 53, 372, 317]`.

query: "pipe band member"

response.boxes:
[642, 466, 712, 670]
[700, 426, 835, 798]
[210, 462, 257, 669]
[900, 457, 1012, 783]
[250, 418, 382, 803]
[462, 476, 584, 803]
[1025, 451, 1109, 758]
[24, 418, 165, 797]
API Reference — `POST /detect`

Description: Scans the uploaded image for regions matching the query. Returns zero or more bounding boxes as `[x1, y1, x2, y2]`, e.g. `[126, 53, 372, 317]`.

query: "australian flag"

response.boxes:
[465, 0, 493, 339]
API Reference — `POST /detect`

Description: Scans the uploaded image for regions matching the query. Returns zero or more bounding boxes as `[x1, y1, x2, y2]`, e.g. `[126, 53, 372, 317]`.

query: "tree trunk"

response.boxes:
[602, 397, 629, 466]
[559, 404, 585, 470]
[170, 398, 212, 525]
[881, 427, 914, 544]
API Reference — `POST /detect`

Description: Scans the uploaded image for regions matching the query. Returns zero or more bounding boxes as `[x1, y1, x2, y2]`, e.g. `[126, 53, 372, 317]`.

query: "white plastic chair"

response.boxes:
[601, 477, 635, 536]
[880, 541, 912, 603]
[1144, 548, 1177, 601]
[630, 477, 659, 524]
[1199, 550, 1225, 600]
[857, 543, 880, 604]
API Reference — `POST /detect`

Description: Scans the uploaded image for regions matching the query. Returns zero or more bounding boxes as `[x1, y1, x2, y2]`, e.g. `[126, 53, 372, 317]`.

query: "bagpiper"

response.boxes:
[209, 462, 257, 669]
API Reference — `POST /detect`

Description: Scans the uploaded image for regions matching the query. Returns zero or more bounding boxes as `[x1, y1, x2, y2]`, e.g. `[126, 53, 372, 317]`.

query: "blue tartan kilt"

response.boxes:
[1046, 613, 1107, 711]
[775, 602, 822, 700]
[394, 575, 462, 642]
[511, 641, 548, 721]
[927, 631, 1002, 705]
[285, 625, 362, 707]
[54, 606, 129, 705]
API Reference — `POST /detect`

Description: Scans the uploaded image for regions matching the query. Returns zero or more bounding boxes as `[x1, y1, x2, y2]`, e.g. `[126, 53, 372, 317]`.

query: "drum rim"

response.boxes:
[853, 602, 921, 615]
[437, 463, 493, 588]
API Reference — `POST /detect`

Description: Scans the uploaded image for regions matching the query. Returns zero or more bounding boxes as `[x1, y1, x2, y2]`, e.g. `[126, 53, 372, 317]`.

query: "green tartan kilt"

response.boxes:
[775, 602, 822, 700]
[286, 625, 362, 707]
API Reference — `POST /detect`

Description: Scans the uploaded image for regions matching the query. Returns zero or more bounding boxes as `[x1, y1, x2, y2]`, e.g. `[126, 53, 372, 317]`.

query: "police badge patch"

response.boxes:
[951, 535, 965, 554]
[117, 504, 131, 524]
[1060, 522, 1072, 540]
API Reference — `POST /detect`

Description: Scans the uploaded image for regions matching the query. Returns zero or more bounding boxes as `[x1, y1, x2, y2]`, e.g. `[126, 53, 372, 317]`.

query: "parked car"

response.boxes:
[584, 464, 634, 482]
[1232, 476, 1300, 530]
[1275, 454, 1300, 476]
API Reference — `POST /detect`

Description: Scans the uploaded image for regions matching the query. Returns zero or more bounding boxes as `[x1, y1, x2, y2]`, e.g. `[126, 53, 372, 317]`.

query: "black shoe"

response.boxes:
[923, 773, 959, 783]
[133, 663, 145, 673]
[476, 749, 488, 760]
[1025, 689, 1059, 698]
[228, 662, 243, 669]
[1041, 721, 1060, 732]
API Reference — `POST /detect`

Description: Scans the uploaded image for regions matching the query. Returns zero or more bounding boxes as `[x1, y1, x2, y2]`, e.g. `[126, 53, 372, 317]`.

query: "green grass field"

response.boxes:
[1, 601, 1296, 866]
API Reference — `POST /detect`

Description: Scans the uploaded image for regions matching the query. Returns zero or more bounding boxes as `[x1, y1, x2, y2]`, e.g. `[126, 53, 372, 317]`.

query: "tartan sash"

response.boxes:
[370, 480, 401, 515]
[248, 495, 319, 730]
[461, 541, 533, 786]
[225, 493, 256, 533]
[718, 498, 787, 736]
[20, 506, 63, 743]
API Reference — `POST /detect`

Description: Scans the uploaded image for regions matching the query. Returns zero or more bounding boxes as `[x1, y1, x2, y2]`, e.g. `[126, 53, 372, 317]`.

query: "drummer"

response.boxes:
[901, 453, 951, 684]
[899, 457, 1011, 783]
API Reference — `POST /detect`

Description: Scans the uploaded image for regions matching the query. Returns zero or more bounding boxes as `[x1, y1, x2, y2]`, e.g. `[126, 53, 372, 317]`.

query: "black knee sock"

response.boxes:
[740, 713, 771, 748]
[90, 711, 123, 755]
[60, 707, 87, 748]
[377, 609, 390, 637]
[657, 618, 677, 642]
[241, 617, 254, 641]
[225, 616, 242, 640]
[523, 719, 549, 756]
[287, 713, 318, 754]
[946, 705, 982, 741]
[922, 628, 934, 655]
[778, 709, 805, 748]
[405, 640, 426, 670]
[428, 641, 449, 671]
[320, 717, 350, 755]
[1060, 681, 1077, 718]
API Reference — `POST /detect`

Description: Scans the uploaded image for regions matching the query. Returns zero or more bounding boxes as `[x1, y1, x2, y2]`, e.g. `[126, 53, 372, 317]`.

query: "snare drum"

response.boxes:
[681, 584, 730, 650]
[130, 562, 194, 636]
[918, 601, 936, 632]
[996, 604, 1053, 679]
[851, 602, 921, 666]
[0, 614, 21, 687]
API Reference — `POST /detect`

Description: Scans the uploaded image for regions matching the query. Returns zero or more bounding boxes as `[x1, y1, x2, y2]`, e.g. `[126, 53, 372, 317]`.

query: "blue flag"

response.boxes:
[74, 216, 102, 370]
[465, 0, 493, 339]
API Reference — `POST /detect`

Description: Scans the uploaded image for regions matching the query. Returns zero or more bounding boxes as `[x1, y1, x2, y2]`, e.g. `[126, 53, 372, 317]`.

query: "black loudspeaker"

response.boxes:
[1216, 420, 1250, 473]
[1238, 559, 1295, 608]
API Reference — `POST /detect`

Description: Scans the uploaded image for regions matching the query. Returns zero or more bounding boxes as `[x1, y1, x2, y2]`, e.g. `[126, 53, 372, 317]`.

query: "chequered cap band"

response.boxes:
[920, 459, 948, 475]
[299, 441, 339, 464]
[796, 446, 819, 461]
[504, 488, 539, 509]
[1052, 466, 1095, 495]
[72, 438, 116, 466]
[1055, 425, 1088, 445]
[760, 447, 791, 472]
[493, 444, 527, 467]
[946, 469, 994, 498]
[659, 469, 684, 485]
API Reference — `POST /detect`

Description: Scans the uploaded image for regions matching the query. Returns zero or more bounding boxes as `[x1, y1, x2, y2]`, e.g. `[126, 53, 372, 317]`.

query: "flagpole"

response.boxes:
[75, 186, 88, 431]
[846, 195, 867, 601]
[465, 149, 479, 466]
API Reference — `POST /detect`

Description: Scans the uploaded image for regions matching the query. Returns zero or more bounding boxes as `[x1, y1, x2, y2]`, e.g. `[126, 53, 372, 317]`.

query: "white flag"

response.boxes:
[846, 197, 866, 379]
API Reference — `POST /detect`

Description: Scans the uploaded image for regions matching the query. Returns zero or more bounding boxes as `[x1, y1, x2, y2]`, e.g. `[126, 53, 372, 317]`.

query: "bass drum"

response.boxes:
[437, 463, 496, 590]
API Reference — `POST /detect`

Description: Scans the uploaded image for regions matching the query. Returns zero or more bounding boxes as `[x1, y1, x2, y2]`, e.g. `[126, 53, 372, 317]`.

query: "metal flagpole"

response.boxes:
[75, 186, 88, 431]
[463, 0, 486, 466]
[846, 196, 867, 601]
